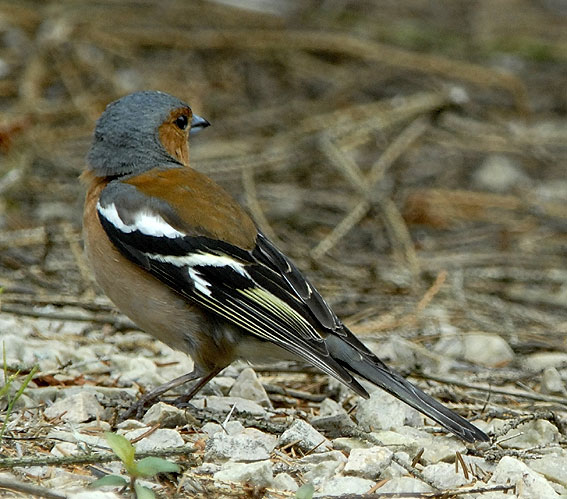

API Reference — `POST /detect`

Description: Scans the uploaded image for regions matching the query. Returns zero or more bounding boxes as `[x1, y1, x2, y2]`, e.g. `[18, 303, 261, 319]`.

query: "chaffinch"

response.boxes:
[82, 91, 488, 443]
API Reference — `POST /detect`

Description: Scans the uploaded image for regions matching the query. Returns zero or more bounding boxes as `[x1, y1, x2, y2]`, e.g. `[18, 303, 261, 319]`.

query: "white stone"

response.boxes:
[541, 367, 565, 394]
[124, 428, 184, 452]
[214, 460, 273, 487]
[142, 402, 188, 427]
[499, 420, 559, 449]
[279, 419, 332, 453]
[70, 492, 120, 499]
[355, 390, 422, 432]
[228, 368, 272, 408]
[488, 456, 558, 498]
[319, 398, 347, 416]
[301, 451, 347, 486]
[525, 352, 567, 371]
[190, 396, 266, 415]
[50, 442, 81, 457]
[474, 154, 529, 192]
[529, 454, 567, 487]
[273, 472, 298, 491]
[303, 460, 344, 485]
[421, 462, 469, 489]
[205, 426, 277, 462]
[315, 476, 374, 496]
[332, 437, 370, 452]
[462, 333, 514, 367]
[375, 477, 434, 494]
[44, 392, 103, 423]
[343, 446, 393, 479]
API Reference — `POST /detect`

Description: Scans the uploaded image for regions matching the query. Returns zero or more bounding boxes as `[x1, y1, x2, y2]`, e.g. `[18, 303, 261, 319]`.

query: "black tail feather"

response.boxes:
[325, 335, 489, 443]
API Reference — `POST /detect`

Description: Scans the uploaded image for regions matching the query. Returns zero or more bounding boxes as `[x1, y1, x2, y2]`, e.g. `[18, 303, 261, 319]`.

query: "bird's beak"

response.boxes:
[190, 114, 210, 134]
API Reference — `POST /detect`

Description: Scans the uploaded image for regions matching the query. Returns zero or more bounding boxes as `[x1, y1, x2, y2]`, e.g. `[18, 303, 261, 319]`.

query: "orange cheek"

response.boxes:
[158, 122, 189, 166]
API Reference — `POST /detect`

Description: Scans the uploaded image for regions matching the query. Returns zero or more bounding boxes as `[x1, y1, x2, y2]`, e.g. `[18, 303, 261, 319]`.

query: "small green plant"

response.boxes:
[91, 432, 180, 498]
[0, 345, 39, 442]
[296, 483, 314, 499]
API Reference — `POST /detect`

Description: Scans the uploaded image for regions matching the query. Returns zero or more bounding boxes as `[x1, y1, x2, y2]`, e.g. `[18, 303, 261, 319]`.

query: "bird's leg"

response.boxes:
[120, 369, 210, 421]
[172, 366, 224, 406]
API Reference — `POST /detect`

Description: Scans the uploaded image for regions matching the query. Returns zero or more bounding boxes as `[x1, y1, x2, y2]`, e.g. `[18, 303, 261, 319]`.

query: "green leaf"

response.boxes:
[104, 432, 136, 472]
[135, 456, 181, 477]
[296, 483, 315, 499]
[90, 474, 128, 488]
[134, 481, 156, 499]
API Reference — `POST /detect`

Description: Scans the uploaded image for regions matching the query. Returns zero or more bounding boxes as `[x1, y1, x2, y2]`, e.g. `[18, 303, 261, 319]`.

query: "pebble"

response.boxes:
[473, 154, 529, 192]
[355, 390, 422, 432]
[205, 426, 277, 462]
[525, 352, 567, 371]
[343, 446, 393, 479]
[421, 462, 470, 489]
[190, 395, 266, 415]
[315, 476, 375, 496]
[279, 419, 332, 453]
[529, 453, 567, 487]
[462, 333, 515, 367]
[214, 460, 273, 487]
[123, 428, 185, 452]
[142, 402, 190, 427]
[273, 472, 298, 491]
[44, 392, 104, 423]
[540, 367, 565, 394]
[488, 456, 558, 498]
[228, 367, 272, 408]
[499, 419, 559, 449]
[375, 476, 434, 494]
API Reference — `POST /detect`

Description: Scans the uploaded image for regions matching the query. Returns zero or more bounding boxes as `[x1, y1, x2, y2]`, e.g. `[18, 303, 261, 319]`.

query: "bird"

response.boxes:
[82, 90, 488, 443]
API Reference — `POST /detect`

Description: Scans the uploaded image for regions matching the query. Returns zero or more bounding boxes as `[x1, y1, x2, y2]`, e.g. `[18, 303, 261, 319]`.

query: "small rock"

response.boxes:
[529, 454, 567, 487]
[375, 477, 434, 494]
[421, 462, 469, 489]
[474, 154, 529, 192]
[142, 402, 188, 427]
[70, 492, 120, 499]
[488, 456, 558, 498]
[205, 426, 277, 462]
[300, 450, 347, 465]
[319, 398, 347, 417]
[51, 442, 80, 457]
[355, 390, 422, 432]
[273, 472, 298, 491]
[44, 392, 103, 423]
[191, 396, 266, 415]
[343, 446, 393, 479]
[311, 413, 355, 437]
[303, 460, 344, 485]
[214, 460, 273, 487]
[382, 452, 411, 479]
[124, 428, 184, 452]
[301, 452, 347, 486]
[315, 476, 374, 496]
[332, 438, 370, 452]
[525, 352, 567, 371]
[541, 367, 565, 395]
[371, 428, 466, 464]
[228, 368, 272, 408]
[499, 419, 559, 449]
[279, 419, 332, 453]
[462, 333, 514, 367]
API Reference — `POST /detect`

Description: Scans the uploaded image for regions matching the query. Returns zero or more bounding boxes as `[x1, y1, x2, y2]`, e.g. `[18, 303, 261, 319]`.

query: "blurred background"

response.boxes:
[0, 0, 566, 375]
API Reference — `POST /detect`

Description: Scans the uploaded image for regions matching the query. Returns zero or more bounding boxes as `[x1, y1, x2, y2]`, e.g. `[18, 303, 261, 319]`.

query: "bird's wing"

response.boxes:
[96, 168, 367, 396]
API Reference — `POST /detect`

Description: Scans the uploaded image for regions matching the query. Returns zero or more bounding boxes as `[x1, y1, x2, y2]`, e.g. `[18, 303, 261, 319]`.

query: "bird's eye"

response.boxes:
[175, 115, 189, 130]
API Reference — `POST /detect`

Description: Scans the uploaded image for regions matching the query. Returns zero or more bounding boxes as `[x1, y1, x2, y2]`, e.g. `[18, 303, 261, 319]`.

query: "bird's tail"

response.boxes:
[325, 335, 489, 443]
